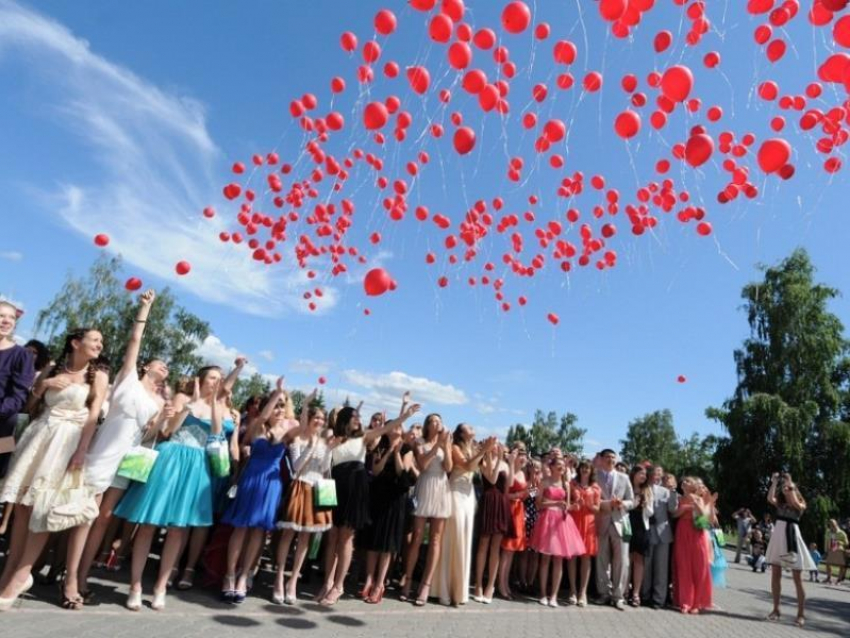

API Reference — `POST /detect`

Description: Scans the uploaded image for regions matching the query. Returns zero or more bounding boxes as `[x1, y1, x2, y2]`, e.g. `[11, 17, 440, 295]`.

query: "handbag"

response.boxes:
[30, 471, 99, 533]
[116, 437, 159, 483]
[714, 529, 726, 547]
[621, 515, 633, 542]
[206, 437, 231, 478]
[314, 477, 338, 509]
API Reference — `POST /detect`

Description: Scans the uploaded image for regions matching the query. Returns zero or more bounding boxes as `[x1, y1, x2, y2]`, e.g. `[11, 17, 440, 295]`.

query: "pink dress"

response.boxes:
[530, 485, 587, 558]
[673, 504, 713, 611]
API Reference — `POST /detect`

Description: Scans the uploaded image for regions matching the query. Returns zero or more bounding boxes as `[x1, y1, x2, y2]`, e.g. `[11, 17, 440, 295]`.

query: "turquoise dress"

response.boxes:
[115, 414, 215, 527]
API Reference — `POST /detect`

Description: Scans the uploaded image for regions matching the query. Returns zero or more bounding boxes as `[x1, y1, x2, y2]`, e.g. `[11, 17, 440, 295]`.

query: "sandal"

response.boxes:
[766, 610, 781, 622]
[60, 593, 84, 611]
[320, 586, 343, 606]
[414, 583, 431, 606]
[795, 616, 805, 628]
[358, 583, 373, 600]
[399, 583, 412, 603]
[80, 590, 97, 606]
[176, 568, 195, 591]
[365, 585, 385, 604]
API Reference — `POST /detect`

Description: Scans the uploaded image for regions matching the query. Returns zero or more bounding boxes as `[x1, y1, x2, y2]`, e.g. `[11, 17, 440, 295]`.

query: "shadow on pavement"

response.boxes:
[275, 617, 318, 629]
[326, 614, 367, 627]
[211, 614, 263, 627]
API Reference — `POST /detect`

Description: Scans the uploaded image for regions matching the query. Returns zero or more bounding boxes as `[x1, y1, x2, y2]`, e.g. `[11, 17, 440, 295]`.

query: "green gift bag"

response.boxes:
[116, 445, 160, 483]
[714, 529, 726, 547]
[313, 478, 337, 509]
[621, 516, 633, 542]
[308, 532, 323, 561]
[206, 439, 231, 478]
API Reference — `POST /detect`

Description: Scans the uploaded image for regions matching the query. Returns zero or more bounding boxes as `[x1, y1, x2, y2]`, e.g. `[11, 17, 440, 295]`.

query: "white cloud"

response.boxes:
[342, 369, 468, 406]
[0, 0, 338, 317]
[0, 251, 23, 261]
[289, 358, 334, 375]
[194, 335, 259, 376]
[257, 350, 274, 362]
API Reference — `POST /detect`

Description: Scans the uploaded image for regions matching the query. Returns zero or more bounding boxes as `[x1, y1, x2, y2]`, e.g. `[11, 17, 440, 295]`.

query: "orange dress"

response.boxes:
[569, 481, 601, 556]
[501, 477, 527, 551]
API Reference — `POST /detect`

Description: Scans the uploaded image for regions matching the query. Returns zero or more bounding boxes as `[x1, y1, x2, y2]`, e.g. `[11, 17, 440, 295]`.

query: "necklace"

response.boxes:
[64, 362, 89, 375]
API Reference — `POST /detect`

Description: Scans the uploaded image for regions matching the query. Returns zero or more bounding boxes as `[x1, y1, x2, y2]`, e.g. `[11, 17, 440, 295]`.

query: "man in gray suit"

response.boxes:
[595, 449, 635, 610]
[641, 465, 678, 609]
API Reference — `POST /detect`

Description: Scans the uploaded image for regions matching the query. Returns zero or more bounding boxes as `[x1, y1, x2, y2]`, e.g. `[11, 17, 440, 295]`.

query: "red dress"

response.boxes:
[501, 478, 527, 551]
[673, 502, 713, 611]
[570, 481, 600, 556]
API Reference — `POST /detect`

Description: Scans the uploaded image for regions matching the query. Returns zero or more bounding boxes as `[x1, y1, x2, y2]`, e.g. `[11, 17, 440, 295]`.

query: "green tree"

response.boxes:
[289, 389, 326, 417]
[678, 432, 719, 486]
[34, 255, 210, 383]
[620, 409, 681, 470]
[709, 249, 850, 540]
[506, 410, 585, 457]
[231, 373, 272, 411]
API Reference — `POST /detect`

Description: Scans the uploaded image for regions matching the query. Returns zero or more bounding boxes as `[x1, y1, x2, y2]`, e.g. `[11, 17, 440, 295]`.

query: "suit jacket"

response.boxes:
[647, 484, 678, 545]
[596, 469, 635, 537]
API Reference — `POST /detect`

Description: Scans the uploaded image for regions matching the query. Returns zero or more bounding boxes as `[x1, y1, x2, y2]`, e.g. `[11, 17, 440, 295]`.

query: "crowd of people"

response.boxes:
[0, 292, 830, 626]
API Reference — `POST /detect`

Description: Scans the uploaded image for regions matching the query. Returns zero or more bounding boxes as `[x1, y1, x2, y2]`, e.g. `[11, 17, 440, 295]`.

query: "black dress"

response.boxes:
[477, 471, 514, 537]
[628, 500, 651, 555]
[360, 443, 416, 553]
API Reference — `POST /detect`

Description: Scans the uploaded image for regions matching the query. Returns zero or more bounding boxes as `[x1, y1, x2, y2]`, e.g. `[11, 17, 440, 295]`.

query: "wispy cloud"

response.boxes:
[342, 369, 468, 406]
[0, 251, 23, 261]
[289, 358, 334, 376]
[0, 0, 337, 316]
[257, 350, 274, 362]
[194, 335, 259, 376]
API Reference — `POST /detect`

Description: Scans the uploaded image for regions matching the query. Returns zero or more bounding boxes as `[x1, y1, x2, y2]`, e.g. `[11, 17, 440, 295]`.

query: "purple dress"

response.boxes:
[0, 345, 35, 478]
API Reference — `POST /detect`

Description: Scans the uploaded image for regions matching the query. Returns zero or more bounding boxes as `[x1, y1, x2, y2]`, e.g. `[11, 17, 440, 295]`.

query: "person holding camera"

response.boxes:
[765, 472, 813, 628]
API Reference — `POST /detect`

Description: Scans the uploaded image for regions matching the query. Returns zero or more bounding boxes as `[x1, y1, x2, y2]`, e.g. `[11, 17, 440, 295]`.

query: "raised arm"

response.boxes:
[221, 357, 247, 395]
[365, 400, 422, 443]
[163, 388, 195, 437]
[116, 290, 156, 385]
[767, 473, 779, 507]
[247, 377, 285, 443]
[210, 379, 223, 436]
[286, 388, 317, 443]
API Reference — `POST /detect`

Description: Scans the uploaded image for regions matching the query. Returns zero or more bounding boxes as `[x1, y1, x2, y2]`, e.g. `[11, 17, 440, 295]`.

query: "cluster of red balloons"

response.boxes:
[181, 1, 847, 327]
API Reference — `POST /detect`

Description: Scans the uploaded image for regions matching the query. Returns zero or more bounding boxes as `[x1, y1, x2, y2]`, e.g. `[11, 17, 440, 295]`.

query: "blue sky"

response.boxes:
[1, 0, 847, 451]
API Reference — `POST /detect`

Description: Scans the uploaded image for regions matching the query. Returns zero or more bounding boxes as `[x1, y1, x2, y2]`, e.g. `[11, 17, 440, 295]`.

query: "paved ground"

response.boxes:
[1, 551, 848, 638]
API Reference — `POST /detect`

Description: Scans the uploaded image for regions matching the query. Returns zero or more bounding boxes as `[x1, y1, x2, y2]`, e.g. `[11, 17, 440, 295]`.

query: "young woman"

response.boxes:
[530, 456, 586, 608]
[114, 367, 223, 611]
[220, 378, 289, 602]
[175, 359, 245, 591]
[317, 401, 419, 606]
[498, 443, 529, 600]
[273, 391, 332, 604]
[672, 476, 713, 614]
[0, 327, 108, 611]
[627, 465, 653, 607]
[473, 443, 514, 603]
[517, 458, 541, 593]
[433, 425, 493, 606]
[567, 458, 601, 606]
[0, 300, 35, 481]
[72, 291, 171, 603]
[823, 518, 848, 585]
[765, 472, 813, 627]
[359, 418, 418, 604]
[400, 413, 453, 606]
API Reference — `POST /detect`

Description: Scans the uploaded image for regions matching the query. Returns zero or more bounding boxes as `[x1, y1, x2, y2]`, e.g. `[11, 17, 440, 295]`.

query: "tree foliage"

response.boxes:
[709, 249, 850, 540]
[506, 410, 585, 457]
[34, 256, 210, 384]
[620, 409, 681, 470]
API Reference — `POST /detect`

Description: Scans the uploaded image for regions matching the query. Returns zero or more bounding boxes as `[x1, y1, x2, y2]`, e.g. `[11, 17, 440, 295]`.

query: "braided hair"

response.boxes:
[46, 328, 100, 409]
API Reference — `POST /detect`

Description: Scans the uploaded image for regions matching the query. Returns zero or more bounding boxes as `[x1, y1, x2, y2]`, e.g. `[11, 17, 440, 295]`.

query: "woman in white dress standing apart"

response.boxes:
[71, 290, 172, 603]
[0, 327, 109, 611]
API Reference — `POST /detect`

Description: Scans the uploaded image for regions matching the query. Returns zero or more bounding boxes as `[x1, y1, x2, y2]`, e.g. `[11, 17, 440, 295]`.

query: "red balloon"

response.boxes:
[535, 23, 550, 39]
[125, 277, 143, 292]
[660, 65, 693, 103]
[599, 0, 627, 21]
[547, 312, 559, 325]
[232, 162, 245, 174]
[614, 110, 641, 139]
[758, 138, 791, 174]
[411, 0, 436, 10]
[223, 183, 241, 200]
[462, 69, 487, 94]
[836, 16, 850, 48]
[340, 31, 358, 52]
[406, 66, 431, 94]
[473, 28, 496, 50]
[685, 133, 714, 167]
[364, 268, 393, 296]
[654, 30, 672, 53]
[330, 77, 346, 93]
[94, 234, 110, 247]
[478, 84, 499, 111]
[326, 111, 345, 131]
[553, 40, 577, 64]
[766, 39, 786, 63]
[448, 41, 472, 69]
[429, 14, 453, 43]
[544, 119, 566, 142]
[318, 376, 327, 385]
[696, 222, 712, 236]
[502, 2, 531, 34]
[442, 0, 465, 21]
[175, 261, 191, 276]
[364, 102, 389, 130]
[202, 206, 215, 219]
[677, 375, 687, 383]
[453, 126, 476, 154]
[374, 9, 397, 35]
[583, 71, 603, 92]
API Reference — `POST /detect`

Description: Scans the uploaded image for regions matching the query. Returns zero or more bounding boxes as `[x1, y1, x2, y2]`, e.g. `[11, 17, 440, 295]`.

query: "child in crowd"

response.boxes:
[748, 529, 766, 573]
[808, 542, 822, 582]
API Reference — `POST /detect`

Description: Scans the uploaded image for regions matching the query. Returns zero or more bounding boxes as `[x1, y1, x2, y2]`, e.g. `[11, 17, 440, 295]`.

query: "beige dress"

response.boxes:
[433, 462, 476, 605]
[0, 384, 89, 531]
[413, 443, 451, 518]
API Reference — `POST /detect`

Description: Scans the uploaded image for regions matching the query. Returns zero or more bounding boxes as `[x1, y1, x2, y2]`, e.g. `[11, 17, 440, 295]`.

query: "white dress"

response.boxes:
[433, 466, 476, 605]
[85, 374, 160, 492]
[413, 443, 451, 518]
[0, 384, 90, 524]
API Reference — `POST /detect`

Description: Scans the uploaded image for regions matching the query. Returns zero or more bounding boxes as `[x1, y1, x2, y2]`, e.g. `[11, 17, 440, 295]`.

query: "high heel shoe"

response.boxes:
[221, 574, 237, 603]
[414, 583, 431, 607]
[399, 583, 412, 602]
[0, 574, 34, 612]
[126, 589, 142, 611]
[320, 586, 343, 606]
[365, 585, 385, 605]
[151, 590, 166, 611]
[795, 615, 805, 628]
[176, 568, 195, 591]
[358, 583, 373, 600]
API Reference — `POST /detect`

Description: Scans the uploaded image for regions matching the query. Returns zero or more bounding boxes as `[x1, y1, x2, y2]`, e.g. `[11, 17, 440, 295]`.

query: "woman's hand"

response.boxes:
[67, 447, 87, 472]
[43, 376, 72, 392]
[139, 289, 156, 307]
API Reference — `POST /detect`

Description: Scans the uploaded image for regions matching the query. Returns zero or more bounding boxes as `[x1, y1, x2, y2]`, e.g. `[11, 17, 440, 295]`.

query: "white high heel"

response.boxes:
[0, 574, 35, 612]
[151, 589, 166, 611]
[126, 589, 142, 611]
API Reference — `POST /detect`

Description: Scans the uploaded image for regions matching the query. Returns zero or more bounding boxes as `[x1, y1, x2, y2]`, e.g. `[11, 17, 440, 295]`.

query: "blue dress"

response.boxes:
[211, 417, 235, 514]
[115, 414, 215, 527]
[221, 437, 286, 531]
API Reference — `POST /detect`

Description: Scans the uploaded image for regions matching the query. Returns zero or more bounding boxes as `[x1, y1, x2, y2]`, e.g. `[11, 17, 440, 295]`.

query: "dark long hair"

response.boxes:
[47, 328, 100, 408]
[423, 413, 442, 441]
[333, 406, 362, 439]
[23, 339, 51, 372]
